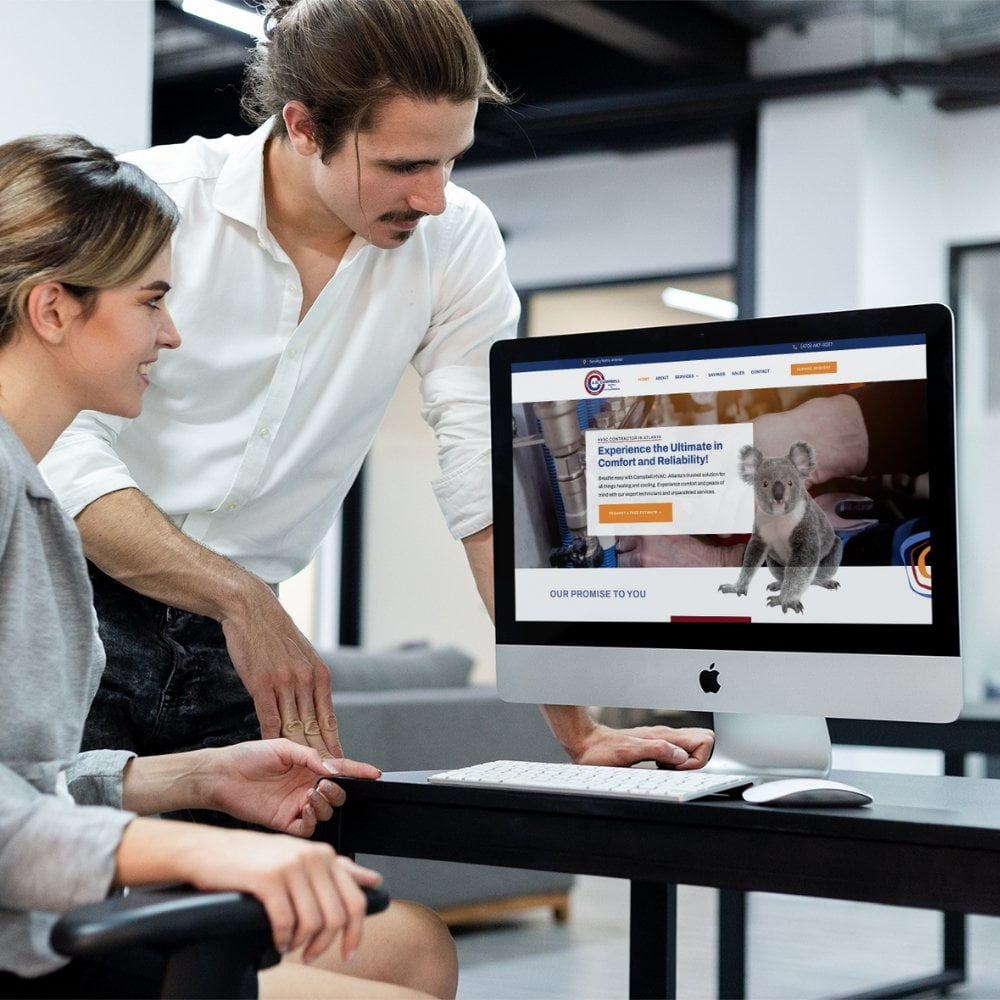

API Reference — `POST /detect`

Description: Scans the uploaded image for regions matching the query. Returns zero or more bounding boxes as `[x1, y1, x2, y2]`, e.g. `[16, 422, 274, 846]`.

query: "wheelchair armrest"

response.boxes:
[51, 887, 270, 957]
[52, 884, 390, 957]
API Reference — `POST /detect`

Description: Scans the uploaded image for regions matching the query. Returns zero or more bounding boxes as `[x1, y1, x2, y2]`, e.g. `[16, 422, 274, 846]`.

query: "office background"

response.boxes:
[3, 0, 999, 696]
[4, 3, 1000, 996]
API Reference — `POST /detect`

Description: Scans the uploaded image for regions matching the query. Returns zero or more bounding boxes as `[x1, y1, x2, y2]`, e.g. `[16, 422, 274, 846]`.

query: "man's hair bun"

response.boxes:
[262, 0, 300, 37]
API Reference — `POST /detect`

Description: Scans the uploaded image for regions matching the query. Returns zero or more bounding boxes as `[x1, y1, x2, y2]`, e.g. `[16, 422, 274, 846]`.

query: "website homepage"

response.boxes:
[510, 335, 932, 625]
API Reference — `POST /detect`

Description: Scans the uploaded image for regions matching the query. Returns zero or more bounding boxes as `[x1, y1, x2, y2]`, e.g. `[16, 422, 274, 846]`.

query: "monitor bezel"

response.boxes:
[490, 302, 959, 661]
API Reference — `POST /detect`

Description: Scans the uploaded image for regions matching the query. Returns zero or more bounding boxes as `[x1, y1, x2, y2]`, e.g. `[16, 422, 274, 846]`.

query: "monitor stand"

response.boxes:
[705, 713, 832, 777]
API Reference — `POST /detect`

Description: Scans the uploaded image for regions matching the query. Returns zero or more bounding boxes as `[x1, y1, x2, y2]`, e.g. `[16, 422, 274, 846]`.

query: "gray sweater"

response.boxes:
[0, 416, 135, 976]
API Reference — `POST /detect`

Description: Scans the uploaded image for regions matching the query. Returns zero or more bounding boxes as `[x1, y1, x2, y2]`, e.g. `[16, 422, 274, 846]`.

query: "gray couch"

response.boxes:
[321, 643, 575, 924]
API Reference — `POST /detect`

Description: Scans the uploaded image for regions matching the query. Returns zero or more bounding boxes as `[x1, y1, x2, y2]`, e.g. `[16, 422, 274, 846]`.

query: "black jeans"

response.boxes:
[0, 946, 163, 999]
[83, 564, 262, 825]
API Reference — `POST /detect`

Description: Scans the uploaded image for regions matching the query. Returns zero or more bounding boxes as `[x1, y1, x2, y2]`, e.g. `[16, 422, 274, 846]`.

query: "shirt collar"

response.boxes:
[209, 118, 374, 261]
[213, 118, 274, 236]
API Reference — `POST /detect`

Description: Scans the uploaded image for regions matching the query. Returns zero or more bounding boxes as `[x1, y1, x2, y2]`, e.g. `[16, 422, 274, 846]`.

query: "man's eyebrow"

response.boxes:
[140, 280, 172, 293]
[378, 140, 475, 167]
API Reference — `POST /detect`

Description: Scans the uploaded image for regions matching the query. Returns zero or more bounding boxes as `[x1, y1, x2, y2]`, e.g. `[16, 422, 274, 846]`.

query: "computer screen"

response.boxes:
[490, 303, 961, 775]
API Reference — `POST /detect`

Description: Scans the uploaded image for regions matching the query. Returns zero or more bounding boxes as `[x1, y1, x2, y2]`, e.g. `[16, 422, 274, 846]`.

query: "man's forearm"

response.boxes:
[753, 394, 868, 484]
[462, 524, 495, 621]
[79, 490, 346, 756]
[541, 704, 598, 758]
[75, 487, 271, 622]
[462, 528, 597, 756]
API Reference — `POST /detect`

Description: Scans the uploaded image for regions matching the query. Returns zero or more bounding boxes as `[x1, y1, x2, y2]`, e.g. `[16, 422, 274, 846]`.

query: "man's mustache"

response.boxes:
[378, 211, 427, 224]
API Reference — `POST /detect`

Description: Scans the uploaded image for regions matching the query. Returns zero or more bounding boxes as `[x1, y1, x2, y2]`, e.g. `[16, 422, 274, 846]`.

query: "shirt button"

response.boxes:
[259, 427, 271, 439]
[225, 502, 238, 511]
[287, 348, 299, 359]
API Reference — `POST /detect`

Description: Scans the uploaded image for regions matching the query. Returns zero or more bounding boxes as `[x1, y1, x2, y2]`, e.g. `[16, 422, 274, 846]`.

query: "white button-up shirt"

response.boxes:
[41, 123, 520, 583]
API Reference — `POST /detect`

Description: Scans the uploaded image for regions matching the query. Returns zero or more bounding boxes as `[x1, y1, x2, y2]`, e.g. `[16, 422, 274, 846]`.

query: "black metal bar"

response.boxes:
[831, 969, 965, 1000]
[943, 909, 967, 981]
[734, 112, 758, 321]
[629, 881, 677, 1000]
[338, 464, 365, 646]
[717, 889, 747, 1000]
[476, 58, 1000, 134]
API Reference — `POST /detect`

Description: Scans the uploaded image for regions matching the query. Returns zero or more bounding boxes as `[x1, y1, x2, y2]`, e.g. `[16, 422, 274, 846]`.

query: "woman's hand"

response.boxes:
[123, 739, 381, 835]
[116, 818, 383, 964]
[203, 739, 381, 835]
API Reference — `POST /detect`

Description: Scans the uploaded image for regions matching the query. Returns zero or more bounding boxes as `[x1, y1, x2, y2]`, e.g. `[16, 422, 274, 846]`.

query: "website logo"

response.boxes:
[584, 369, 607, 396]
[901, 530, 932, 597]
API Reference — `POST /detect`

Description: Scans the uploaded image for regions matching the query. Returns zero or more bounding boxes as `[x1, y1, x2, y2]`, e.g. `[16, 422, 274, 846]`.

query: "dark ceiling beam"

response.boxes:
[930, 50, 1000, 110]
[476, 55, 1000, 138]
[515, 0, 747, 75]
[154, 0, 252, 80]
[156, 0, 251, 45]
[520, 0, 703, 66]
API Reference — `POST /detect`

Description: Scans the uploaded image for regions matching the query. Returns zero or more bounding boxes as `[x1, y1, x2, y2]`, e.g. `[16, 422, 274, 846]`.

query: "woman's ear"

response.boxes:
[282, 101, 320, 156]
[24, 282, 82, 345]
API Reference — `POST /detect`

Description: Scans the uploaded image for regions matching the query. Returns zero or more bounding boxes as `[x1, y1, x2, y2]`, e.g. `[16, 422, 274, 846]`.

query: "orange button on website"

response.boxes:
[791, 360, 838, 377]
[598, 503, 673, 523]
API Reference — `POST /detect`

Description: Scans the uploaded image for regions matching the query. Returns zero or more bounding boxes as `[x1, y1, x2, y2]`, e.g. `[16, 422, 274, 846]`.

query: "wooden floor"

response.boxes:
[453, 875, 1000, 999]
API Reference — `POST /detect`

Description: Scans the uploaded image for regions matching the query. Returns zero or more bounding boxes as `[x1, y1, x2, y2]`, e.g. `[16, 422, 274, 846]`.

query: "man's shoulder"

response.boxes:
[433, 181, 501, 242]
[120, 132, 254, 188]
[443, 180, 489, 217]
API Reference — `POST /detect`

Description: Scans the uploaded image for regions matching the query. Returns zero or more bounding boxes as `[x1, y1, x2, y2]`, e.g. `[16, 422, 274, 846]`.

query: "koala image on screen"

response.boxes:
[719, 441, 842, 614]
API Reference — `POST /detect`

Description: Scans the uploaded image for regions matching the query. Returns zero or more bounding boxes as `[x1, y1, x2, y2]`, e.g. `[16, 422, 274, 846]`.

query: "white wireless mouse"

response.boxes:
[742, 777, 873, 808]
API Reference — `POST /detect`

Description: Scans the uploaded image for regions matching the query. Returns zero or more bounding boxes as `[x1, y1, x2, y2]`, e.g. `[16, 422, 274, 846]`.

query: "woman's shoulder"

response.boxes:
[0, 419, 26, 478]
[0, 421, 52, 515]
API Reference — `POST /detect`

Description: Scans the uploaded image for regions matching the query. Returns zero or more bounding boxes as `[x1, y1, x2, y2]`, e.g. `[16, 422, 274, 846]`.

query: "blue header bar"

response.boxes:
[510, 333, 927, 374]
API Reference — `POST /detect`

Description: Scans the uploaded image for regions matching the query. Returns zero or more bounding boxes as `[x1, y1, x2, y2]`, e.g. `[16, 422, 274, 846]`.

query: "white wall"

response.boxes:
[940, 108, 1000, 699]
[361, 366, 496, 677]
[940, 107, 1000, 244]
[456, 143, 736, 288]
[756, 85, 1000, 702]
[756, 93, 867, 316]
[0, 0, 153, 152]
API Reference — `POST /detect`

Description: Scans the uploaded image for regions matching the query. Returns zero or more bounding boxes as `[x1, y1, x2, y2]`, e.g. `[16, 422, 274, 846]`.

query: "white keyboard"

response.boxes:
[429, 759, 755, 803]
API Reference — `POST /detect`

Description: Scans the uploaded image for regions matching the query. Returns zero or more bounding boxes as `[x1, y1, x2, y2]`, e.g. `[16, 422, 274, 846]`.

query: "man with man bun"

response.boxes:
[42, 0, 714, 796]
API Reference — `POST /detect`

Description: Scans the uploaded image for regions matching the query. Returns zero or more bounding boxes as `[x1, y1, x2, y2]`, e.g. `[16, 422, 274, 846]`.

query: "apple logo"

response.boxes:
[699, 663, 721, 694]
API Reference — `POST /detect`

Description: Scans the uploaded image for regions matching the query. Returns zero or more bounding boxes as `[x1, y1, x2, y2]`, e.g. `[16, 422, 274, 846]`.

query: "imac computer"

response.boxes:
[490, 303, 961, 776]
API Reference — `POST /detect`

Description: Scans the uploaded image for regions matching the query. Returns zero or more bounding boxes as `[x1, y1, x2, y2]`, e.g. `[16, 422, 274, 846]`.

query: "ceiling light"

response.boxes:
[661, 287, 738, 321]
[181, 0, 264, 37]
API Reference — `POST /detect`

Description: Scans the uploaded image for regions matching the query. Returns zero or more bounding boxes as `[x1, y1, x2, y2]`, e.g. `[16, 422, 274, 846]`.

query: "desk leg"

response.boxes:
[717, 889, 746, 1000]
[942, 753, 968, 989]
[943, 910, 966, 979]
[629, 881, 677, 1000]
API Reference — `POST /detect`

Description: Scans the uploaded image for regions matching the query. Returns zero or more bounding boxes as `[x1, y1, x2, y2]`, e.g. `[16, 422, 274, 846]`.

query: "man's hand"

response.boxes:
[75, 489, 350, 760]
[542, 705, 714, 770]
[221, 578, 346, 759]
[569, 722, 715, 770]
[203, 740, 381, 835]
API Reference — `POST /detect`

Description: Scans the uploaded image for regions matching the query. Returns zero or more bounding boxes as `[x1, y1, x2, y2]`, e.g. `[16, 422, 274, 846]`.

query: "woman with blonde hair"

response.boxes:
[0, 133, 456, 999]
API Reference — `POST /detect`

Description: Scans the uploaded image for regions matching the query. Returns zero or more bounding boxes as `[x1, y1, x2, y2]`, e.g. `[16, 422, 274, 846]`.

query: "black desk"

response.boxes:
[713, 707, 1000, 1000]
[327, 769, 1000, 1000]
